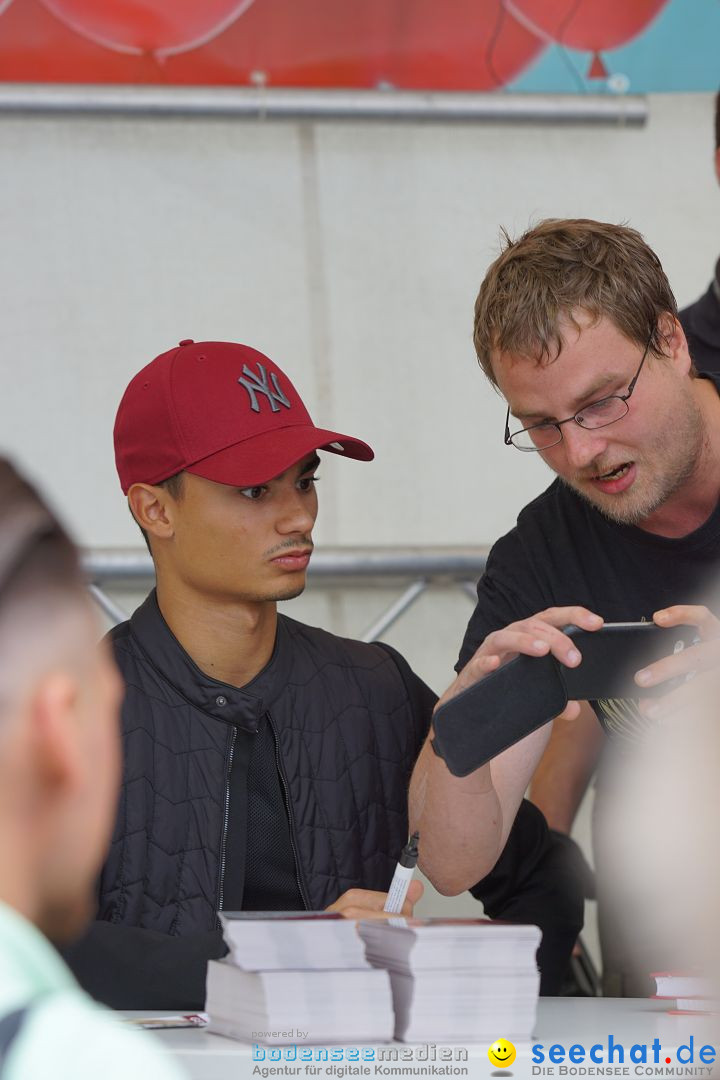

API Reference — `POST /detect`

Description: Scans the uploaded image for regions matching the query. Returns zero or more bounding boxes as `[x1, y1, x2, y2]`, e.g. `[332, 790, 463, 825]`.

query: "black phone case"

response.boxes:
[432, 622, 697, 778]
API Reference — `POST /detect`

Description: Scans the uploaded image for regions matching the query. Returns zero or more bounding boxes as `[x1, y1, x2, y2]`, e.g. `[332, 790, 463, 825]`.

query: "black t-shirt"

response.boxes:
[222, 714, 305, 913]
[458, 375, 720, 740]
[222, 641, 438, 914]
[679, 262, 720, 375]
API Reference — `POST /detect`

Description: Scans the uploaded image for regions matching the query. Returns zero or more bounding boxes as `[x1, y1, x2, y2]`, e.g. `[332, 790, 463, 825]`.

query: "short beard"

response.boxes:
[566, 469, 688, 526]
[563, 398, 705, 527]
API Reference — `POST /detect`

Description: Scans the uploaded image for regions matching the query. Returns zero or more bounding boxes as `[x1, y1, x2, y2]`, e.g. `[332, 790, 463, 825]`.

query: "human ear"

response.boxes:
[127, 483, 176, 542]
[26, 671, 82, 814]
[658, 313, 692, 375]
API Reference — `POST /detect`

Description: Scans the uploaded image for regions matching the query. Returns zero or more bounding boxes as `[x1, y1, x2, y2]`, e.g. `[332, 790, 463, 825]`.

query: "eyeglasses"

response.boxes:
[503, 335, 653, 452]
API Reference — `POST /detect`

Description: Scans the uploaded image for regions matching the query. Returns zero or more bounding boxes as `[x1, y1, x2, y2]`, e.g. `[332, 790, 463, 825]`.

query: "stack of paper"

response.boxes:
[220, 910, 371, 971]
[205, 912, 393, 1044]
[652, 972, 720, 1014]
[359, 917, 541, 1042]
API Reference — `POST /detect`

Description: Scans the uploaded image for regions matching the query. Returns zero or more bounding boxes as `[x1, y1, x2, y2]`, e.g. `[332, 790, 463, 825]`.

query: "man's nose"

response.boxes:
[276, 491, 316, 535]
[557, 421, 609, 469]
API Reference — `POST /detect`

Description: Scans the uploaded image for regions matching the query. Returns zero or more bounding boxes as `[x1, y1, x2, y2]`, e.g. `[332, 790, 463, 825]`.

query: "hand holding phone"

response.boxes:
[432, 620, 697, 778]
[637, 604, 720, 722]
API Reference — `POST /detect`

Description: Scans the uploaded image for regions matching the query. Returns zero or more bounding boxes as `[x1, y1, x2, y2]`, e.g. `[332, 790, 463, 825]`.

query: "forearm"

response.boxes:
[529, 702, 604, 833]
[410, 715, 554, 894]
[409, 740, 503, 894]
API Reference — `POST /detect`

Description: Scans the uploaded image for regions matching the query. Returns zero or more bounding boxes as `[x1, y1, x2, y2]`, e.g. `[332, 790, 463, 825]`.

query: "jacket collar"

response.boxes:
[129, 590, 292, 733]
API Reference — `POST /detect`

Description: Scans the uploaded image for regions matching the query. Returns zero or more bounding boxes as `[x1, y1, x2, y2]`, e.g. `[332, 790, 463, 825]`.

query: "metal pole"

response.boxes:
[361, 580, 428, 643]
[87, 583, 128, 626]
[81, 548, 488, 583]
[460, 581, 480, 603]
[0, 84, 648, 126]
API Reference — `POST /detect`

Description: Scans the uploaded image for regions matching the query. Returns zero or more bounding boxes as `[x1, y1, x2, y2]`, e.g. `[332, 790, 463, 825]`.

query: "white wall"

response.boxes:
[1, 93, 716, 551]
[1, 91, 717, 954]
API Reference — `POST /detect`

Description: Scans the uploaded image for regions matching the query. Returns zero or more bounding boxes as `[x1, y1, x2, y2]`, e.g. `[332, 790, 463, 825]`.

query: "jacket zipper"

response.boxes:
[268, 712, 311, 910]
[216, 725, 237, 916]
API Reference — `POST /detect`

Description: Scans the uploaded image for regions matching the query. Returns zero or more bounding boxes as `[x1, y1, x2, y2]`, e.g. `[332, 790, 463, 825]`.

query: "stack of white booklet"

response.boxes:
[359, 917, 541, 1043]
[652, 972, 720, 1014]
[205, 912, 394, 1044]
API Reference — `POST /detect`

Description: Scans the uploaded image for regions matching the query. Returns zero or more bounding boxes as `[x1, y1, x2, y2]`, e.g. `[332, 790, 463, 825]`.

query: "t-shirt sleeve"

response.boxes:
[456, 530, 547, 673]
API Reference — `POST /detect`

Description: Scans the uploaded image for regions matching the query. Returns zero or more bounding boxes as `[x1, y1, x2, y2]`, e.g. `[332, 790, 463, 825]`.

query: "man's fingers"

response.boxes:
[454, 651, 502, 690]
[655, 605, 720, 640]
[554, 699, 582, 723]
[636, 639, 720, 688]
[537, 607, 604, 632]
[638, 607, 720, 688]
[481, 624, 577, 669]
[483, 608, 603, 670]
[326, 888, 387, 914]
[400, 879, 424, 915]
[434, 654, 501, 710]
[639, 670, 720, 722]
[435, 607, 603, 714]
[344, 908, 401, 922]
[327, 881, 423, 921]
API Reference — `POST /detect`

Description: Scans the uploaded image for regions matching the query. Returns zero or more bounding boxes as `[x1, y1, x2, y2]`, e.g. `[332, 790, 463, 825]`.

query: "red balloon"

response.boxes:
[2, 0, 546, 89]
[505, 0, 669, 53]
[164, 0, 544, 90]
[38, 0, 258, 57]
[0, 0, 157, 81]
[374, 0, 545, 90]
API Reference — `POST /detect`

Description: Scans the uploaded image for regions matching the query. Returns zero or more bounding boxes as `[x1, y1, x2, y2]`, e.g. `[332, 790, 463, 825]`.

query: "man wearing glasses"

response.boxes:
[410, 218, 720, 994]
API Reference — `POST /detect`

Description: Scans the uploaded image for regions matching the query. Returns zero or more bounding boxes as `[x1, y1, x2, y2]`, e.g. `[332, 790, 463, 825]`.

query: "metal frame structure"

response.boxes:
[82, 546, 488, 639]
[0, 85, 647, 126]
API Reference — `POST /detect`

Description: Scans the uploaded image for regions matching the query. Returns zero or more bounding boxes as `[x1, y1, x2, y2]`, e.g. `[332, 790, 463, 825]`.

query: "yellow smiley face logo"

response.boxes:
[488, 1039, 516, 1069]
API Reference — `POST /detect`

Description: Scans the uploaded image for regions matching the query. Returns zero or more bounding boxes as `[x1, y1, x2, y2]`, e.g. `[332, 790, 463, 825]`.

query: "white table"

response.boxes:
[127, 999, 719, 1080]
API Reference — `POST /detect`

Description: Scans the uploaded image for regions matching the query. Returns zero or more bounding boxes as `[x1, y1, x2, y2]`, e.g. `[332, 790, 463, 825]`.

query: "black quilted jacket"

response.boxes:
[103, 591, 430, 927]
[65, 592, 584, 1008]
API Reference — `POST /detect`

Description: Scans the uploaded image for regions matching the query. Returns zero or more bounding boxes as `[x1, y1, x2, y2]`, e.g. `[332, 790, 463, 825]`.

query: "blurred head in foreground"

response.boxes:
[0, 459, 122, 943]
[600, 619, 720, 996]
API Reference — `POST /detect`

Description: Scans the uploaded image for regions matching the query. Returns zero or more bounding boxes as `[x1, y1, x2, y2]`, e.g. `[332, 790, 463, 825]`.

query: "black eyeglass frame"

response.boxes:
[503, 333, 654, 453]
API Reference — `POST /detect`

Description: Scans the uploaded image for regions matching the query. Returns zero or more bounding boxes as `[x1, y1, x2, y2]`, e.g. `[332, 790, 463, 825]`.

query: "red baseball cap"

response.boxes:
[114, 340, 374, 494]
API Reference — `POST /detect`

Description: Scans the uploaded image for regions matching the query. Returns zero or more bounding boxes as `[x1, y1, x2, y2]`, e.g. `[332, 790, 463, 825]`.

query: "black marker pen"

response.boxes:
[383, 832, 419, 914]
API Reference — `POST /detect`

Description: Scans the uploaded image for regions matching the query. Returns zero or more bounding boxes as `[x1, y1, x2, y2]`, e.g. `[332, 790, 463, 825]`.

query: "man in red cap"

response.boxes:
[65, 340, 582, 1009]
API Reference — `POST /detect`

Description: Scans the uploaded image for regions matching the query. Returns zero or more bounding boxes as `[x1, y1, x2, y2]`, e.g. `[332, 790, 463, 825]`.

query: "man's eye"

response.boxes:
[298, 476, 320, 491]
[583, 396, 617, 416]
[239, 486, 266, 500]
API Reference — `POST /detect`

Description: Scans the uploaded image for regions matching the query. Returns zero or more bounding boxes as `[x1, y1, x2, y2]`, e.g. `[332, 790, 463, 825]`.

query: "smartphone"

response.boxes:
[431, 621, 698, 778]
[560, 621, 699, 701]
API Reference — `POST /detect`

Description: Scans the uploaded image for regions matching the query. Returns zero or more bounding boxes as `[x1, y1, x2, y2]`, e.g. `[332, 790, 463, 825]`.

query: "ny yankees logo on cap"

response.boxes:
[238, 363, 292, 414]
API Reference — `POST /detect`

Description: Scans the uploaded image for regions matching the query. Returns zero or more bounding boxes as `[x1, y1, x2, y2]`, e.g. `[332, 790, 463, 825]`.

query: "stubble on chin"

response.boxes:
[241, 580, 307, 604]
[564, 433, 704, 527]
[562, 468, 663, 526]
